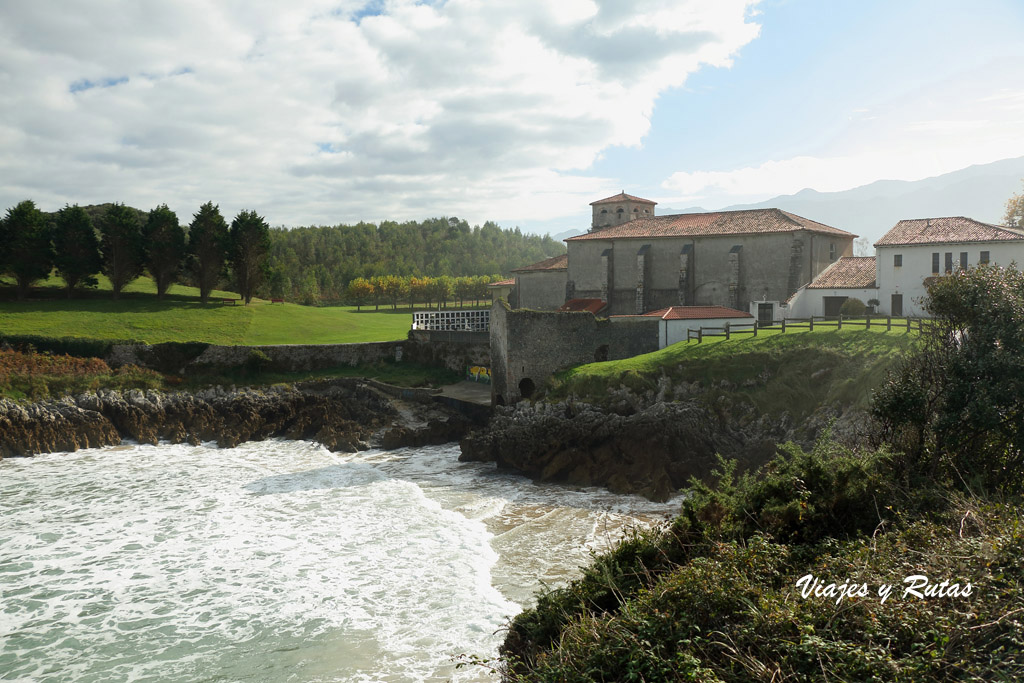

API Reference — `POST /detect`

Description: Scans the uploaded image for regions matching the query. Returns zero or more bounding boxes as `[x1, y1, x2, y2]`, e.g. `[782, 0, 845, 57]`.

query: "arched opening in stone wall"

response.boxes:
[518, 378, 536, 399]
[594, 344, 609, 362]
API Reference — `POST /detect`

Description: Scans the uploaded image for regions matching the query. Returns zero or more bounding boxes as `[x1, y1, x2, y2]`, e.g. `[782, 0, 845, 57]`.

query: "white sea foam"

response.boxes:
[0, 441, 679, 682]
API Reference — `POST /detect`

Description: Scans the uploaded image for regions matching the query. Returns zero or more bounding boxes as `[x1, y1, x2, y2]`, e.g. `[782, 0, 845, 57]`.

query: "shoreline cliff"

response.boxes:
[0, 378, 474, 459]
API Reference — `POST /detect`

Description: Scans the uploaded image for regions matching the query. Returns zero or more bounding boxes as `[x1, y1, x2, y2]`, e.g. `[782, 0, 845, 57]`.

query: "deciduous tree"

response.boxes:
[229, 209, 271, 304]
[0, 200, 55, 300]
[187, 202, 229, 303]
[52, 204, 102, 298]
[143, 204, 186, 299]
[1005, 180, 1024, 229]
[99, 203, 145, 300]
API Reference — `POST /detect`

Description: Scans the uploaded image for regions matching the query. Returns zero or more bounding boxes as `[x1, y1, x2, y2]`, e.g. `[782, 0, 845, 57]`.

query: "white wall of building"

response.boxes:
[785, 287, 880, 318]
[875, 242, 1024, 316]
[658, 317, 753, 348]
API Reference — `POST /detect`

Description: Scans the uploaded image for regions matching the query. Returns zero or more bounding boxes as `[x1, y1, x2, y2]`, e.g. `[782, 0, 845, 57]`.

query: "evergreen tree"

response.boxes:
[229, 209, 271, 304]
[99, 203, 145, 300]
[143, 204, 186, 299]
[52, 204, 102, 297]
[187, 202, 229, 303]
[0, 200, 54, 300]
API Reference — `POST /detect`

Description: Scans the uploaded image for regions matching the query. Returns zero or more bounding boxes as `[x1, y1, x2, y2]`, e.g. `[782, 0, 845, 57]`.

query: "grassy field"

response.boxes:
[0, 274, 427, 344]
[548, 324, 918, 414]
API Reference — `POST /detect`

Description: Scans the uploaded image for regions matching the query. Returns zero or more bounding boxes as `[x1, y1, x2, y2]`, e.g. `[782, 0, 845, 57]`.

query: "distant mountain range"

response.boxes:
[551, 156, 1024, 247]
[665, 156, 1024, 246]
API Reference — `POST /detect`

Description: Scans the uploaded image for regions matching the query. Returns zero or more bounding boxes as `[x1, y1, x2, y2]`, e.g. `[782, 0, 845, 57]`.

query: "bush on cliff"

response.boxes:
[500, 437, 1024, 681]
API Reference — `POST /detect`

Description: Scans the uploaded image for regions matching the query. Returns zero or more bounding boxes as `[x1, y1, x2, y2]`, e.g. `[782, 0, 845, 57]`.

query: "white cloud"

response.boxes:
[0, 0, 761, 226]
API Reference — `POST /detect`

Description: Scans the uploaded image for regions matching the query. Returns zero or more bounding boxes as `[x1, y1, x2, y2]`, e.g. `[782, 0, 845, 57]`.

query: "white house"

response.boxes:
[874, 217, 1024, 316]
[785, 256, 878, 318]
[788, 217, 1024, 318]
[612, 305, 754, 348]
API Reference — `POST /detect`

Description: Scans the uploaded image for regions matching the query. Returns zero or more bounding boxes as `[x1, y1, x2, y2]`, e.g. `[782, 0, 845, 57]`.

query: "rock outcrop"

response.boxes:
[460, 397, 865, 501]
[0, 378, 474, 458]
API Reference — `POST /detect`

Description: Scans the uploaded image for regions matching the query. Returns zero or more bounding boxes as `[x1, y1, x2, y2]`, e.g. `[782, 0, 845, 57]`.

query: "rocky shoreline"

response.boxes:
[0, 378, 474, 459]
[459, 395, 867, 501]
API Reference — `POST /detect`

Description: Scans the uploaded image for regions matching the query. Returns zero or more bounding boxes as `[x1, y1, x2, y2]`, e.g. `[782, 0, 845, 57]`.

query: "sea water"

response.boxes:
[0, 441, 678, 682]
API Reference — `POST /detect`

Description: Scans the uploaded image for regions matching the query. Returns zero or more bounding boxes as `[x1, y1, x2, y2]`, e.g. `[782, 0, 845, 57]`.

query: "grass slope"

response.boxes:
[548, 326, 917, 415]
[0, 274, 414, 344]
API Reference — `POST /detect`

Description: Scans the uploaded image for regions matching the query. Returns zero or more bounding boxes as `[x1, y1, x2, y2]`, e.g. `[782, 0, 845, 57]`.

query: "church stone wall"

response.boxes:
[516, 269, 569, 310]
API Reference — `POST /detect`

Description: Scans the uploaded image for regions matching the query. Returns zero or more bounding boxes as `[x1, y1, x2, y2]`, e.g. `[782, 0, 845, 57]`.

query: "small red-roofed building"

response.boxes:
[785, 256, 879, 318]
[612, 305, 754, 348]
[487, 277, 516, 305]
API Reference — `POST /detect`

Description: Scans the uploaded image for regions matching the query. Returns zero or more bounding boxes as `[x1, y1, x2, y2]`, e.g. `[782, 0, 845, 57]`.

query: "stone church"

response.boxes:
[515, 192, 856, 320]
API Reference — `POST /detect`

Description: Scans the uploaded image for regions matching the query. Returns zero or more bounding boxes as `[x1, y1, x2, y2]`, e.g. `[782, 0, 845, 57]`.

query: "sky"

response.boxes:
[2, 0, 1023, 235]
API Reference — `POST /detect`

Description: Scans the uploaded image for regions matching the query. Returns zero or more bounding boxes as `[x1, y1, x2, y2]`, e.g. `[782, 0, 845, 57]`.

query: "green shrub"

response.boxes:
[839, 297, 867, 316]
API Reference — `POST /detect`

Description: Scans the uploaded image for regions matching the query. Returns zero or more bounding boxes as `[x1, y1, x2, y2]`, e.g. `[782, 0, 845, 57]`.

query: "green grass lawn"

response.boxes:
[0, 274, 416, 344]
[550, 324, 918, 414]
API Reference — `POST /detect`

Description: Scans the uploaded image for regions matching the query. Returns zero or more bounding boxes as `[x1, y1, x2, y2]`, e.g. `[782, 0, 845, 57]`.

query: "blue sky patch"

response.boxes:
[69, 76, 129, 94]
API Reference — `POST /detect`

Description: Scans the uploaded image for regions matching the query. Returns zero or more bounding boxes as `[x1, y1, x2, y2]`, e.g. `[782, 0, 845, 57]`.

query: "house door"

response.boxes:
[757, 303, 774, 326]
[823, 296, 848, 317]
[891, 294, 903, 317]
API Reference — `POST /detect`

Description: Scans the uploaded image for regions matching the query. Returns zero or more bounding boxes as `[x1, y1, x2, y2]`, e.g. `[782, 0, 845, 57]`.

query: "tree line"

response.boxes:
[0, 200, 270, 304]
[345, 274, 504, 310]
[264, 217, 562, 305]
[0, 201, 562, 306]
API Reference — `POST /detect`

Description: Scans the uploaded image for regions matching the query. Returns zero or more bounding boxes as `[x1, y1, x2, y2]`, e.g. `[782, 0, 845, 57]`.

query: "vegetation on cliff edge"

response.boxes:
[498, 268, 1024, 681]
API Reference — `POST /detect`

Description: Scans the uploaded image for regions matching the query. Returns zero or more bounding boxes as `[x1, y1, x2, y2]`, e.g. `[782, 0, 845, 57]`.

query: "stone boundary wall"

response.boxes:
[490, 300, 659, 405]
[106, 339, 489, 375]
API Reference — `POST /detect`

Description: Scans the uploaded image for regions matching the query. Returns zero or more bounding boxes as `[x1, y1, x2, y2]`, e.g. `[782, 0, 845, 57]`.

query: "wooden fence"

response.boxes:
[686, 315, 929, 343]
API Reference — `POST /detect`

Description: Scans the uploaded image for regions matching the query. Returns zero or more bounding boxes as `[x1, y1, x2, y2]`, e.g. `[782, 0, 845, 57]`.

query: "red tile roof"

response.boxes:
[559, 298, 607, 314]
[488, 278, 515, 287]
[635, 305, 753, 320]
[511, 253, 568, 272]
[807, 256, 877, 289]
[874, 217, 1024, 247]
[566, 208, 854, 240]
[590, 192, 657, 206]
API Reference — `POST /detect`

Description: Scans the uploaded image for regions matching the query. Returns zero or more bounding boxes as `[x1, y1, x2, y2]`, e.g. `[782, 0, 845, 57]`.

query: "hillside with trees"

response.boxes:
[1, 202, 563, 305]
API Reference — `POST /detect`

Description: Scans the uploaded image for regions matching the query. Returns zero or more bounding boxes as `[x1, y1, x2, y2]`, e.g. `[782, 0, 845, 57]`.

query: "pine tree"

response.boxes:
[187, 202, 229, 303]
[143, 204, 186, 299]
[52, 204, 102, 298]
[0, 200, 54, 300]
[99, 203, 145, 300]
[229, 209, 271, 304]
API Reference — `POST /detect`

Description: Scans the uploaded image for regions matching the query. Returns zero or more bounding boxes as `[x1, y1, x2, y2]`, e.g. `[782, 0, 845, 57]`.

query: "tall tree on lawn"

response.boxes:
[143, 204, 186, 300]
[99, 203, 145, 300]
[52, 204, 102, 298]
[0, 200, 54, 300]
[187, 202, 229, 303]
[229, 209, 271, 304]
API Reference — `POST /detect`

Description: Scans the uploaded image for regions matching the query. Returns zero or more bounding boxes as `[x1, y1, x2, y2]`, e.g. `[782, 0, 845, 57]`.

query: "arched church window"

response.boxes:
[617, 207, 624, 214]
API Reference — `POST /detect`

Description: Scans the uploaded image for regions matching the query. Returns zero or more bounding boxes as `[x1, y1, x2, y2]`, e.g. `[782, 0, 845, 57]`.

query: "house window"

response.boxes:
[932, 253, 940, 274]
[960, 252, 968, 269]
[893, 254, 902, 267]
[980, 250, 990, 264]
[600, 208, 608, 214]
[944, 252, 953, 274]
[829, 243, 836, 261]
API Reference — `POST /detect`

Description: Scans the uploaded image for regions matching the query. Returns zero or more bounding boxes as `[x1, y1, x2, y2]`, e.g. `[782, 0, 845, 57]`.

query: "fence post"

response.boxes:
[865, 313, 871, 330]
[725, 322, 730, 340]
[698, 328, 703, 343]
[809, 317, 814, 332]
[838, 314, 843, 330]
[907, 317, 912, 333]
[753, 320, 758, 337]
[782, 318, 786, 333]
[887, 316, 892, 332]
